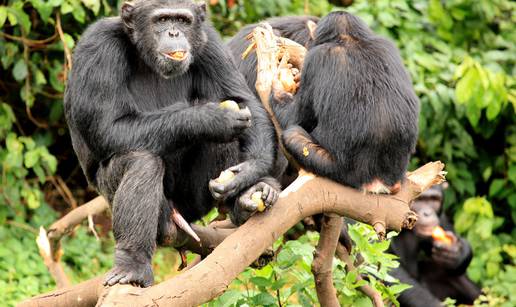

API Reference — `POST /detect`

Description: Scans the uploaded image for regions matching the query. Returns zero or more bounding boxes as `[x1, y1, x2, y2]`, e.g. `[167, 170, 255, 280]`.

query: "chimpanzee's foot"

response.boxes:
[104, 249, 154, 288]
[232, 180, 280, 225]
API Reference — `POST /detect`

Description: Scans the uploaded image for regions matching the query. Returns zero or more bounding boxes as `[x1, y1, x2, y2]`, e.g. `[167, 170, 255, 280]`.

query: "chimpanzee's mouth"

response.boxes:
[416, 225, 434, 237]
[162, 51, 188, 61]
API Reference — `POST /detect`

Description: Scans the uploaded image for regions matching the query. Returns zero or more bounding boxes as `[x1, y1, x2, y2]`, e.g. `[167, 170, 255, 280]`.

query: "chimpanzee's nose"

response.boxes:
[168, 29, 179, 37]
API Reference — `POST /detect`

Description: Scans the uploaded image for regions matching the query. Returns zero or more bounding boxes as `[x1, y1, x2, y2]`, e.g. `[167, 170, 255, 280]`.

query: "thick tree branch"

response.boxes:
[312, 215, 343, 307]
[19, 162, 445, 307]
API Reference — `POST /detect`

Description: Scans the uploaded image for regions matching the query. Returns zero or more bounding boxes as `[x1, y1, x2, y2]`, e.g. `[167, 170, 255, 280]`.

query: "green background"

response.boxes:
[0, 0, 514, 306]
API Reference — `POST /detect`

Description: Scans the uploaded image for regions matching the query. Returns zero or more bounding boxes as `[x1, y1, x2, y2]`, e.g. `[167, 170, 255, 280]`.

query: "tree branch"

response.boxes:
[19, 162, 445, 307]
[312, 214, 343, 307]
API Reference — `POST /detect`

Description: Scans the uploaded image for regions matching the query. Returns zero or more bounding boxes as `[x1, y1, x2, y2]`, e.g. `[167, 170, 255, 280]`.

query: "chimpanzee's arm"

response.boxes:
[269, 90, 317, 132]
[198, 27, 276, 197]
[436, 215, 473, 275]
[65, 20, 246, 159]
[281, 125, 336, 177]
[391, 267, 442, 307]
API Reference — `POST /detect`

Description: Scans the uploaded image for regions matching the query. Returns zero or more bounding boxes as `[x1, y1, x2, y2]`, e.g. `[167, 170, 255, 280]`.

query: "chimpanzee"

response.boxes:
[268, 11, 420, 194]
[390, 185, 481, 306]
[64, 0, 279, 287]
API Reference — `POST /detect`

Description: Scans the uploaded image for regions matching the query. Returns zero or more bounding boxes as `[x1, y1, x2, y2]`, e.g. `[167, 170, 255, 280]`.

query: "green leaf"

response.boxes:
[29, 1, 53, 22]
[482, 167, 492, 181]
[24, 150, 40, 168]
[508, 165, 516, 185]
[251, 293, 276, 306]
[41, 151, 58, 173]
[63, 33, 75, 49]
[0, 7, 7, 28]
[12, 59, 28, 81]
[489, 179, 506, 197]
[6, 7, 31, 33]
[455, 68, 479, 104]
[81, 0, 101, 15]
[466, 102, 481, 128]
[33, 165, 46, 183]
[250, 276, 271, 288]
[486, 98, 502, 121]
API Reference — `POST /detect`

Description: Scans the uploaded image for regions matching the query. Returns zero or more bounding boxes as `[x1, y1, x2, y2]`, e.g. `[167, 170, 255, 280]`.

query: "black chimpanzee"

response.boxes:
[267, 11, 420, 194]
[390, 185, 481, 306]
[64, 0, 279, 288]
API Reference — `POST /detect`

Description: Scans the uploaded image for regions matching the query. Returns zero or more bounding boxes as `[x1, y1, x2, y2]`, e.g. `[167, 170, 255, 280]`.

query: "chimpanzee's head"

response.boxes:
[411, 185, 445, 238]
[121, 0, 208, 78]
[309, 11, 372, 47]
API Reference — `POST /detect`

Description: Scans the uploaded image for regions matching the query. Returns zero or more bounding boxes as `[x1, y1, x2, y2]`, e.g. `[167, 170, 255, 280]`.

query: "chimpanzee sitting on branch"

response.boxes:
[65, 0, 279, 288]
[390, 185, 481, 306]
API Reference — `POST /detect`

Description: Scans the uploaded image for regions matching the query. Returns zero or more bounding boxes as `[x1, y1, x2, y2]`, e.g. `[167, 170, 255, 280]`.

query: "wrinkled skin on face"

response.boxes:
[122, 0, 208, 78]
[411, 187, 442, 238]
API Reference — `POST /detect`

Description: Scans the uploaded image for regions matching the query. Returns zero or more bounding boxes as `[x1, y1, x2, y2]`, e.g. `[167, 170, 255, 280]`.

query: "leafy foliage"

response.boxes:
[0, 0, 514, 306]
[207, 224, 408, 307]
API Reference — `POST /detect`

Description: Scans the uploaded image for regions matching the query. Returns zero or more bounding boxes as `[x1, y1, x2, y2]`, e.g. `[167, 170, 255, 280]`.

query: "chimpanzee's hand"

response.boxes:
[209, 161, 260, 200]
[104, 248, 154, 288]
[232, 181, 280, 225]
[431, 231, 463, 270]
[203, 103, 252, 141]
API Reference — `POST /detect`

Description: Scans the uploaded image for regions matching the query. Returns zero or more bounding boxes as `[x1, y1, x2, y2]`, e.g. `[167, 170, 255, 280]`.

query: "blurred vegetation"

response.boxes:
[0, 0, 514, 306]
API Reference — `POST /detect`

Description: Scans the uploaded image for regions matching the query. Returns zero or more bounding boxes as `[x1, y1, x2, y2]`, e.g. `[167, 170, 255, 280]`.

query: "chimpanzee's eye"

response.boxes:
[176, 16, 191, 24]
[159, 16, 168, 23]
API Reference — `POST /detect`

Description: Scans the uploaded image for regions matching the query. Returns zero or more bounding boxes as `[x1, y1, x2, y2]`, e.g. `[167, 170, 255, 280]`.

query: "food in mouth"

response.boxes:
[164, 51, 187, 61]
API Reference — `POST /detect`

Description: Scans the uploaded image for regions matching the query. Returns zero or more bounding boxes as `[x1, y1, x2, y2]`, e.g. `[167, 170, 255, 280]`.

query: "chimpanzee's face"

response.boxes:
[411, 187, 443, 238]
[121, 1, 207, 78]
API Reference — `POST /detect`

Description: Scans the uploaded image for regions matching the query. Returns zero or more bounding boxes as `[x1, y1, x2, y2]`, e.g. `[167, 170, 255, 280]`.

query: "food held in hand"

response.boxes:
[216, 170, 235, 184]
[219, 100, 240, 111]
[251, 191, 266, 212]
[432, 226, 452, 245]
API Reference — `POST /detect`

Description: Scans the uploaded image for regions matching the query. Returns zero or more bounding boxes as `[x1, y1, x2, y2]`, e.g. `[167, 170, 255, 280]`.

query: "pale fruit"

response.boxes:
[219, 100, 240, 111]
[251, 192, 266, 212]
[216, 170, 235, 184]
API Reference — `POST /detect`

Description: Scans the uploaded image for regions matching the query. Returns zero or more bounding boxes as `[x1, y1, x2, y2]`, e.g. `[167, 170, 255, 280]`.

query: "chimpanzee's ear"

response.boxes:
[196, 3, 207, 22]
[121, 2, 135, 29]
[307, 20, 317, 40]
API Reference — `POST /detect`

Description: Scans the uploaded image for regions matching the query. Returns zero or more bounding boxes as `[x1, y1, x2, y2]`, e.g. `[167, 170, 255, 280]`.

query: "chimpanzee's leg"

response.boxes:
[96, 151, 166, 287]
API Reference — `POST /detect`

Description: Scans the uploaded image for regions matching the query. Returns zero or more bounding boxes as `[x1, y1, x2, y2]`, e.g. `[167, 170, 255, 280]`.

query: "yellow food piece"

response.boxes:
[432, 226, 452, 245]
[169, 51, 186, 61]
[303, 147, 309, 157]
[251, 192, 266, 212]
[216, 170, 235, 184]
[219, 100, 240, 111]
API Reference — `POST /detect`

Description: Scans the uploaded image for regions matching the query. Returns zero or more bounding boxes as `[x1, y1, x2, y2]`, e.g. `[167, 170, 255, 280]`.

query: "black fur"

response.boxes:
[227, 16, 319, 182]
[270, 11, 420, 190]
[64, 0, 277, 287]
[390, 186, 481, 306]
